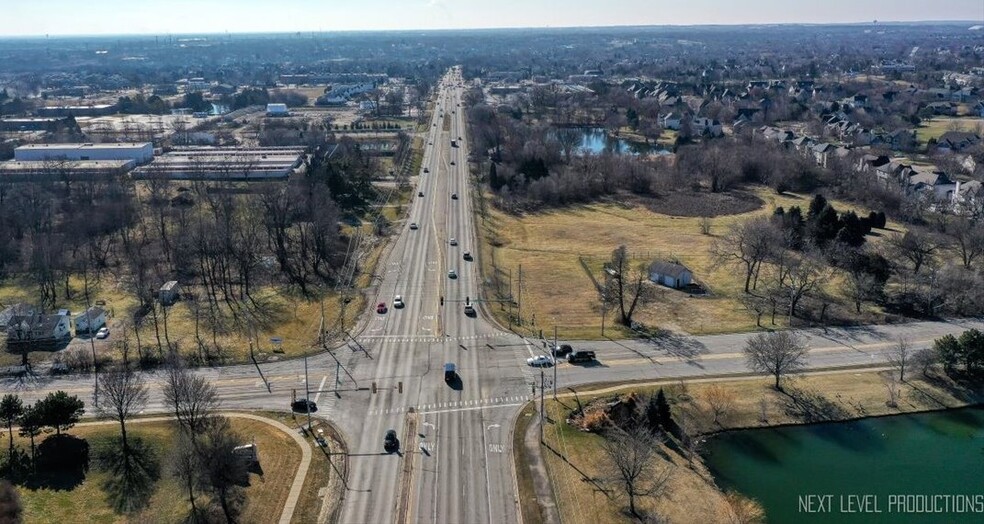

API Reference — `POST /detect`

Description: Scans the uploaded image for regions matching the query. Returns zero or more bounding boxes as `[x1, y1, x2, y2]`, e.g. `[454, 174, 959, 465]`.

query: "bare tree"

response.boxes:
[200, 417, 247, 523]
[948, 218, 984, 269]
[170, 431, 203, 517]
[712, 218, 774, 293]
[600, 427, 672, 519]
[698, 217, 712, 236]
[606, 246, 657, 326]
[744, 331, 809, 391]
[163, 358, 220, 437]
[96, 365, 149, 454]
[887, 337, 912, 381]
[884, 374, 901, 408]
[702, 385, 736, 427]
[889, 230, 938, 275]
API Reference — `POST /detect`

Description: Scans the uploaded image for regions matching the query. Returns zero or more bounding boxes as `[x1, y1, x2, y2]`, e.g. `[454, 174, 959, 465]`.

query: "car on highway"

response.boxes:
[567, 350, 597, 364]
[463, 251, 472, 261]
[444, 362, 456, 382]
[376, 302, 388, 314]
[384, 429, 399, 453]
[448, 269, 457, 279]
[526, 355, 554, 367]
[464, 302, 476, 316]
[449, 237, 457, 246]
[393, 295, 405, 308]
[451, 193, 458, 200]
[450, 160, 455, 165]
[552, 344, 574, 357]
[423, 167, 429, 173]
[418, 191, 424, 197]
[409, 222, 418, 230]
[95, 327, 110, 339]
[291, 399, 317, 413]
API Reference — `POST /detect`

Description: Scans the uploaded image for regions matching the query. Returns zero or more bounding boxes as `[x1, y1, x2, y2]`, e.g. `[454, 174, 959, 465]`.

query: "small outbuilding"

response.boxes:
[648, 261, 693, 289]
[74, 306, 107, 335]
[266, 103, 289, 116]
[159, 281, 181, 305]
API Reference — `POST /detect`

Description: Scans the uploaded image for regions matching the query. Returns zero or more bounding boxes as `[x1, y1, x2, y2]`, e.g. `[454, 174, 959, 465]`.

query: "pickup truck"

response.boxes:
[567, 350, 596, 364]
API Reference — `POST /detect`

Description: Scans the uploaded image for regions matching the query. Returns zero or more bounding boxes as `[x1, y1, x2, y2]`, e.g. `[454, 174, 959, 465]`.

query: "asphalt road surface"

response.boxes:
[5, 68, 984, 524]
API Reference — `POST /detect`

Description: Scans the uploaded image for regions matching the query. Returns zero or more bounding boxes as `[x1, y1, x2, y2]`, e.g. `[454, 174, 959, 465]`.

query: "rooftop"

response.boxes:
[17, 142, 152, 150]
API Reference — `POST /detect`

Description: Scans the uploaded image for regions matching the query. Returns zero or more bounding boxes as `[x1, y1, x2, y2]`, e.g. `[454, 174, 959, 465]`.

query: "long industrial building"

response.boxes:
[0, 159, 134, 182]
[14, 142, 154, 163]
[132, 147, 305, 181]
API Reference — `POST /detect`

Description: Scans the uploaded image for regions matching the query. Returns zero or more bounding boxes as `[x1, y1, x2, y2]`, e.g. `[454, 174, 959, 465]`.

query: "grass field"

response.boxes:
[477, 186, 904, 340]
[915, 116, 984, 144]
[11, 416, 302, 524]
[536, 368, 981, 523]
[0, 273, 364, 367]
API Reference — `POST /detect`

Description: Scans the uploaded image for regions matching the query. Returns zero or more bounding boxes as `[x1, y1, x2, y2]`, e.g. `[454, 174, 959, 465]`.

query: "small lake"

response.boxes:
[562, 128, 668, 156]
[703, 407, 984, 523]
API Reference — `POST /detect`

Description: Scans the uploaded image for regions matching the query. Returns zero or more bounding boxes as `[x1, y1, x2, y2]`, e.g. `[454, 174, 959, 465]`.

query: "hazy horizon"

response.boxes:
[4, 0, 983, 37]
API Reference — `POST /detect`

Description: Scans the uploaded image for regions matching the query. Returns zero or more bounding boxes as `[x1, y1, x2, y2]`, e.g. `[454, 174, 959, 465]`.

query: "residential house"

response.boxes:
[953, 180, 983, 215]
[648, 261, 693, 289]
[691, 116, 723, 137]
[926, 101, 956, 116]
[5, 313, 72, 349]
[811, 143, 836, 168]
[0, 303, 36, 329]
[907, 170, 956, 201]
[662, 112, 683, 130]
[936, 132, 981, 152]
[857, 154, 891, 174]
[74, 306, 106, 335]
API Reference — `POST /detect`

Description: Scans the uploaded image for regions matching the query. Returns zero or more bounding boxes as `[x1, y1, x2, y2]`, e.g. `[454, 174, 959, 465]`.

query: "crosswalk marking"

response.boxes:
[364, 394, 532, 416]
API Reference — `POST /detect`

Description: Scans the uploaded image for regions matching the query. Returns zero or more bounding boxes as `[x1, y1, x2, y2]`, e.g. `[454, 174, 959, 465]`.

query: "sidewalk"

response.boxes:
[524, 415, 561, 524]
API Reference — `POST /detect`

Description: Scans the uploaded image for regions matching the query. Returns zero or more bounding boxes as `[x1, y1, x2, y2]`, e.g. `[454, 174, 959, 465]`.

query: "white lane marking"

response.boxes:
[313, 375, 327, 403]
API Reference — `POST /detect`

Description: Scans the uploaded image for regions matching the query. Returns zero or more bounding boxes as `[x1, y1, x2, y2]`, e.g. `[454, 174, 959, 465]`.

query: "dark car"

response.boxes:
[384, 429, 399, 452]
[451, 193, 458, 200]
[418, 191, 425, 197]
[291, 399, 317, 413]
[444, 362, 456, 382]
[376, 302, 388, 314]
[567, 350, 596, 364]
[552, 344, 574, 357]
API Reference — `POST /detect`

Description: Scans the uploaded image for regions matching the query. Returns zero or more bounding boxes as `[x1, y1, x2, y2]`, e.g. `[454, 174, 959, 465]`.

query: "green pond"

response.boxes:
[703, 407, 984, 523]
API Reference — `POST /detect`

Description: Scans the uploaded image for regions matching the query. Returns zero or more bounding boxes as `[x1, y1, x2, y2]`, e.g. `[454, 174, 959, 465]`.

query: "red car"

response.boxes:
[376, 302, 388, 314]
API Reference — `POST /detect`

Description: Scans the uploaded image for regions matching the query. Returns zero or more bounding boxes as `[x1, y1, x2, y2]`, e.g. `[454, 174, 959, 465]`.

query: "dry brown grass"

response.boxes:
[477, 186, 904, 340]
[538, 368, 980, 524]
[12, 416, 302, 524]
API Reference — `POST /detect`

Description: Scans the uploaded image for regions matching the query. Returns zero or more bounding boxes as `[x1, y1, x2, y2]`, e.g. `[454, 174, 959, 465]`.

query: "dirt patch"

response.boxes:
[634, 190, 764, 218]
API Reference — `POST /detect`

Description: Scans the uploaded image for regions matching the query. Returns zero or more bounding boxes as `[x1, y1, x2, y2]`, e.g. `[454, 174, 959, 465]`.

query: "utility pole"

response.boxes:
[553, 325, 558, 400]
[518, 264, 523, 327]
[539, 369, 545, 444]
[304, 351, 312, 432]
[83, 268, 98, 402]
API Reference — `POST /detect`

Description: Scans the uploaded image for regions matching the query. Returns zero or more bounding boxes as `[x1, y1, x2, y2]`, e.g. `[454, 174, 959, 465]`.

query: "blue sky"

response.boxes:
[4, 0, 983, 36]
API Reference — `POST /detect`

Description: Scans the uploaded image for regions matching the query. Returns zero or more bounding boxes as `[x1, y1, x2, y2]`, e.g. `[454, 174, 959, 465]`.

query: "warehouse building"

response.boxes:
[132, 147, 305, 181]
[0, 159, 134, 181]
[14, 142, 154, 163]
[37, 104, 117, 117]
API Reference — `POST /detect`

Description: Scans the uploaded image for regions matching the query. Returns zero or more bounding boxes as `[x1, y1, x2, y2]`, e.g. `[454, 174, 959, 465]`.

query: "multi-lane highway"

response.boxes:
[5, 67, 984, 524]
